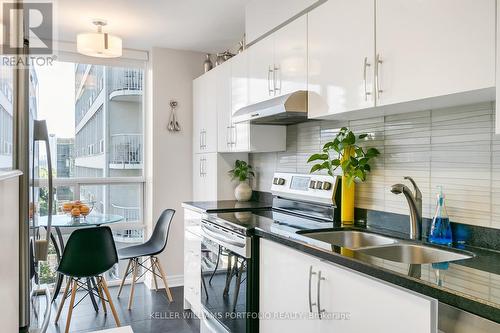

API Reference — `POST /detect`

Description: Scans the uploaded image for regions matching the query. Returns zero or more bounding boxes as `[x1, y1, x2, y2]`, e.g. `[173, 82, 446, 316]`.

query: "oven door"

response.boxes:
[200, 221, 251, 333]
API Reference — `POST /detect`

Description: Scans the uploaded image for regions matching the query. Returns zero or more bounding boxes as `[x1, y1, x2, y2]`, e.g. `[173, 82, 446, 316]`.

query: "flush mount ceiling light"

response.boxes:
[77, 20, 122, 58]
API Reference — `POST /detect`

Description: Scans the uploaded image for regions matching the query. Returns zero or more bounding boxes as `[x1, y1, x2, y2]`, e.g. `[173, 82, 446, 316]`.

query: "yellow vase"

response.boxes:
[341, 176, 355, 225]
[340, 147, 356, 225]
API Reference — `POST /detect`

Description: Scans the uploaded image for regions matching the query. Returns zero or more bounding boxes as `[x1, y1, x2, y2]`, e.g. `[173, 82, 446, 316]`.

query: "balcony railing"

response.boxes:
[110, 68, 143, 94]
[33, 177, 145, 284]
[110, 134, 142, 167]
[0, 140, 12, 156]
[111, 204, 141, 223]
[110, 205, 143, 243]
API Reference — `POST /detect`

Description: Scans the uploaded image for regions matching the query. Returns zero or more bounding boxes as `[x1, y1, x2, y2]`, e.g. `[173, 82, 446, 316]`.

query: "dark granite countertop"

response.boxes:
[182, 201, 500, 323]
[182, 200, 271, 213]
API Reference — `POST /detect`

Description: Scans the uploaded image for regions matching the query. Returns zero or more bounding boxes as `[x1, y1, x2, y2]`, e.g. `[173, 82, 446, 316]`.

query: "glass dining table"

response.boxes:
[37, 213, 124, 311]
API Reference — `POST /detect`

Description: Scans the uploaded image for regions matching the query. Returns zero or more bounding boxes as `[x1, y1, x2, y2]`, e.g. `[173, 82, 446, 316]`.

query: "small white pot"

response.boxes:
[235, 182, 252, 202]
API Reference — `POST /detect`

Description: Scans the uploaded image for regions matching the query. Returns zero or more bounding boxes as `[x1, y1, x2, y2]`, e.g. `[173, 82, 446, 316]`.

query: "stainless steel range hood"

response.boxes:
[232, 91, 308, 125]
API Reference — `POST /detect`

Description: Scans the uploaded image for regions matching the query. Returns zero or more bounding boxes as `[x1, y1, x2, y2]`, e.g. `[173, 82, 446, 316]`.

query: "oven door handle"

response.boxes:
[201, 224, 245, 248]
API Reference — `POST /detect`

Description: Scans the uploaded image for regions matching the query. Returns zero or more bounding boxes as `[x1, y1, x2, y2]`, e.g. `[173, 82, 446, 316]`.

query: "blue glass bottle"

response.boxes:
[429, 187, 452, 246]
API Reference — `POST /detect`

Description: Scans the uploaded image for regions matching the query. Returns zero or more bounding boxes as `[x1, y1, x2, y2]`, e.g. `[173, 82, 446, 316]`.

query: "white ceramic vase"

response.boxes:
[235, 182, 252, 202]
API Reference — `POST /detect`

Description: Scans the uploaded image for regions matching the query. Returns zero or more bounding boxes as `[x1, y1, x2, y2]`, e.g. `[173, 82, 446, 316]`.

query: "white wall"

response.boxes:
[146, 47, 204, 287]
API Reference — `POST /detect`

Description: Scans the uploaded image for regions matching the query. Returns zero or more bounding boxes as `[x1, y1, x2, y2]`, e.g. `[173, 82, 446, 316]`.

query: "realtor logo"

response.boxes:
[3, 1, 53, 55]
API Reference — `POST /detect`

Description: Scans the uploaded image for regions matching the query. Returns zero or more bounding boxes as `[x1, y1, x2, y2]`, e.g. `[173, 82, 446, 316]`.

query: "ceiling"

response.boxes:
[53, 0, 249, 53]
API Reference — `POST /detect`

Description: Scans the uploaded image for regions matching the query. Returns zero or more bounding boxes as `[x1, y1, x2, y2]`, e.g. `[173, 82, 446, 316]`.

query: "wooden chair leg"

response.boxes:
[64, 278, 78, 333]
[54, 277, 71, 323]
[100, 276, 121, 327]
[150, 256, 159, 291]
[117, 259, 132, 298]
[154, 257, 174, 302]
[97, 280, 107, 314]
[128, 258, 138, 310]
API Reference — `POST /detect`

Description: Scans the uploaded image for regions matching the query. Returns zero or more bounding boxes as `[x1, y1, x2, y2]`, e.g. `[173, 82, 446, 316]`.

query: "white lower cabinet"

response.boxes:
[260, 239, 322, 332]
[183, 209, 202, 315]
[260, 238, 438, 333]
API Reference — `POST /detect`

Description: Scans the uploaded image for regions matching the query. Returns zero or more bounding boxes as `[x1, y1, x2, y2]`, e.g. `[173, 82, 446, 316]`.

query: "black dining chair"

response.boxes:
[117, 209, 175, 309]
[54, 226, 121, 333]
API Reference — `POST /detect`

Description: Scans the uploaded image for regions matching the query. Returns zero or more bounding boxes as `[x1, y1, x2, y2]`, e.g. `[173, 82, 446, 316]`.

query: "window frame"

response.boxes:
[34, 44, 149, 229]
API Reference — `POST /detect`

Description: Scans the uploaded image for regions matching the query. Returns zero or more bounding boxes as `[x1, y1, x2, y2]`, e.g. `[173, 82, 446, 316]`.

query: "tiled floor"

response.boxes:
[44, 284, 199, 333]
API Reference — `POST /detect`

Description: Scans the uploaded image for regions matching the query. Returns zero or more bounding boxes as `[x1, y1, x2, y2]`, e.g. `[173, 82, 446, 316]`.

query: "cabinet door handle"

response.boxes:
[268, 66, 274, 95]
[203, 158, 207, 176]
[274, 65, 281, 95]
[200, 130, 205, 149]
[226, 126, 231, 148]
[363, 56, 371, 101]
[200, 158, 205, 177]
[317, 270, 326, 319]
[308, 266, 317, 312]
[203, 130, 207, 149]
[376, 54, 383, 99]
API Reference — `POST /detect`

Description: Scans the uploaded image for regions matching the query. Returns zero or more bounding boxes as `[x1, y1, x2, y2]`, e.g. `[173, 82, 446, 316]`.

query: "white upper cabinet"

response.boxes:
[273, 15, 308, 97]
[308, 0, 495, 120]
[248, 16, 308, 105]
[217, 58, 251, 153]
[216, 63, 234, 152]
[248, 34, 275, 105]
[308, 0, 375, 119]
[246, 0, 319, 44]
[193, 71, 217, 154]
[230, 52, 252, 152]
[231, 51, 250, 115]
[194, 52, 286, 154]
[375, 0, 495, 106]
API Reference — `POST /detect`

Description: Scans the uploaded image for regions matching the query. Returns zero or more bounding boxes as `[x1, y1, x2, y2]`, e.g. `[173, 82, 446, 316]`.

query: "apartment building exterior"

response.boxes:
[0, 67, 38, 170]
[0, 66, 14, 170]
[74, 64, 144, 234]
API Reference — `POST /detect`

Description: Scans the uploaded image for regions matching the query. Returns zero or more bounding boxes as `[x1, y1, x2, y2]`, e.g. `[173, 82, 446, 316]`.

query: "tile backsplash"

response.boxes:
[249, 102, 500, 229]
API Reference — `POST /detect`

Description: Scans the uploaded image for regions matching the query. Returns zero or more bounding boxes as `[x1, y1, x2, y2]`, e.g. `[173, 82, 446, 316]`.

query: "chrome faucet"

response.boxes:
[391, 177, 422, 240]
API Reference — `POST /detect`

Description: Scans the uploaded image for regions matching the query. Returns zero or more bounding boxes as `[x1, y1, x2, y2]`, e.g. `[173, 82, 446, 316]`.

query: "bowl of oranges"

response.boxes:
[61, 200, 94, 218]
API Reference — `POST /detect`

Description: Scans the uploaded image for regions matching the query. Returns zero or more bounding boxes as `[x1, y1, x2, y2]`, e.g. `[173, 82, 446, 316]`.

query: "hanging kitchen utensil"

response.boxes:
[168, 100, 181, 132]
[167, 105, 175, 132]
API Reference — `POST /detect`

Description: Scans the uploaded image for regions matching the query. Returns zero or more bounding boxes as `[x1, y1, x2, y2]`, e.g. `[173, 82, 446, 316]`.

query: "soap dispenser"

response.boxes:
[429, 186, 452, 246]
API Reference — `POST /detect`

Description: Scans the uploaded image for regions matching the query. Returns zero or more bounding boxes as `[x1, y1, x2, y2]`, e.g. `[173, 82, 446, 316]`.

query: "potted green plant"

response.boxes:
[307, 127, 380, 224]
[228, 160, 255, 202]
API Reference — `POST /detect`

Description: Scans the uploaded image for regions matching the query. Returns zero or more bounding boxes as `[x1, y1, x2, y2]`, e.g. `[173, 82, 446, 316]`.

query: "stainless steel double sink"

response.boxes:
[301, 230, 473, 264]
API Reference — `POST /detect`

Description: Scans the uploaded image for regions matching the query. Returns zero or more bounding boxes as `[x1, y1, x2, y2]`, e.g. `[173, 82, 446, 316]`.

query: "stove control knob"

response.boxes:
[315, 181, 323, 189]
[309, 180, 316, 189]
[277, 178, 286, 185]
[322, 182, 332, 190]
[273, 177, 279, 185]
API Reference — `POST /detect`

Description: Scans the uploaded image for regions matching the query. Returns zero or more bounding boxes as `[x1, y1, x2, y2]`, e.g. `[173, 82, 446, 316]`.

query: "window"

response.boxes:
[0, 64, 14, 170]
[34, 59, 146, 283]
